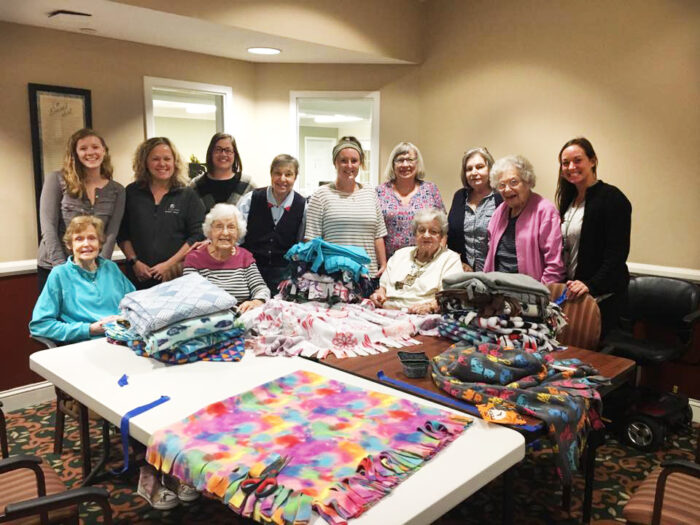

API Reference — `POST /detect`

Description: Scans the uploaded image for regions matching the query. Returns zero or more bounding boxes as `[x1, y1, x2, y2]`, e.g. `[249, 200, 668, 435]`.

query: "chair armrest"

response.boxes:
[4, 486, 113, 524]
[659, 458, 700, 475]
[651, 459, 700, 524]
[0, 455, 46, 496]
[683, 310, 700, 324]
[30, 335, 58, 349]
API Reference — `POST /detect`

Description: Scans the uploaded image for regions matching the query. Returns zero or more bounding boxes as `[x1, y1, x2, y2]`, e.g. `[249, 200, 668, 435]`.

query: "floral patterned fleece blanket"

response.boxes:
[147, 370, 471, 525]
[239, 299, 441, 359]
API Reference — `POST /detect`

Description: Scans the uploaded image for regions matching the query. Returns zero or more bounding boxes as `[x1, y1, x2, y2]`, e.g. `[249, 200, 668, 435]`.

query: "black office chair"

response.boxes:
[0, 401, 114, 524]
[602, 276, 699, 451]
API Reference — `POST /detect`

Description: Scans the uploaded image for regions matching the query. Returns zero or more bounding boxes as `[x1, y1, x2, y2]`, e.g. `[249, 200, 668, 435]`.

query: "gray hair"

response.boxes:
[202, 203, 247, 241]
[490, 155, 536, 189]
[460, 147, 494, 187]
[383, 142, 426, 182]
[411, 208, 448, 236]
[270, 153, 299, 175]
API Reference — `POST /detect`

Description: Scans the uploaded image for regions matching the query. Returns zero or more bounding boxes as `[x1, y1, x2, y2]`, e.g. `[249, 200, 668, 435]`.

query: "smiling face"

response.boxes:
[415, 218, 445, 258]
[75, 135, 105, 172]
[334, 148, 361, 185]
[392, 149, 418, 183]
[70, 225, 101, 267]
[560, 144, 597, 188]
[270, 163, 297, 200]
[212, 138, 235, 172]
[497, 167, 531, 214]
[147, 144, 175, 183]
[209, 217, 239, 254]
[464, 153, 490, 191]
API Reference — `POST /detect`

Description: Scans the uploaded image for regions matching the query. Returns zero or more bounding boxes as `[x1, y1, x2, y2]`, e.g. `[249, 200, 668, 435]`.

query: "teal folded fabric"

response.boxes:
[285, 238, 370, 281]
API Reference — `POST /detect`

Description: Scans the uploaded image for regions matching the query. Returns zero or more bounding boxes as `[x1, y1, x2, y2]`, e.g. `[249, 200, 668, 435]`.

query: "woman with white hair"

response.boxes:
[376, 142, 444, 258]
[183, 203, 270, 312]
[370, 208, 462, 314]
[483, 155, 565, 284]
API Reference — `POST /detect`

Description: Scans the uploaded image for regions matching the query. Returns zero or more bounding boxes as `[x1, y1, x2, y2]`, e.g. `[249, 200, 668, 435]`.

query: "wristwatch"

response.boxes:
[127, 256, 138, 266]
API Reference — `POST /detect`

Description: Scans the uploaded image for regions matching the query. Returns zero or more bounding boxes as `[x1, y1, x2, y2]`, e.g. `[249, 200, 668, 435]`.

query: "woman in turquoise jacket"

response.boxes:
[30, 215, 135, 343]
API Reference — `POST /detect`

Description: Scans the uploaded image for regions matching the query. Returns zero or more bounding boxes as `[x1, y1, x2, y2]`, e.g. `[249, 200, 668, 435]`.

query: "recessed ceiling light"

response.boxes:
[247, 47, 281, 55]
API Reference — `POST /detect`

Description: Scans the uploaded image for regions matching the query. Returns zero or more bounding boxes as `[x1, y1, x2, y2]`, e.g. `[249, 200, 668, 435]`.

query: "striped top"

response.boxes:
[183, 246, 270, 304]
[305, 183, 387, 273]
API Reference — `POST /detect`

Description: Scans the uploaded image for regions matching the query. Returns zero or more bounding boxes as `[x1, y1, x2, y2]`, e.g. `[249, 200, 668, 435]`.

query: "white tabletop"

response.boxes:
[30, 339, 524, 525]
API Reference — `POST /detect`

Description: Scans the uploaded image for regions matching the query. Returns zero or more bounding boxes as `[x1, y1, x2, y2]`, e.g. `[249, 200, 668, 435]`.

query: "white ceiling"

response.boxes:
[0, 0, 411, 64]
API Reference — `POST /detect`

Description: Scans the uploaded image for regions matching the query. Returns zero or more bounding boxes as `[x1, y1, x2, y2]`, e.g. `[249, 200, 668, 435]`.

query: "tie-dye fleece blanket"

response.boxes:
[147, 370, 471, 525]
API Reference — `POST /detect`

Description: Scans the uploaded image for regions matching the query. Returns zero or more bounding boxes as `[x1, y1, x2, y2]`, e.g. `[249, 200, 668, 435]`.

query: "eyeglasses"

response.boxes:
[496, 178, 523, 191]
[394, 156, 417, 165]
[214, 147, 235, 155]
[416, 226, 441, 236]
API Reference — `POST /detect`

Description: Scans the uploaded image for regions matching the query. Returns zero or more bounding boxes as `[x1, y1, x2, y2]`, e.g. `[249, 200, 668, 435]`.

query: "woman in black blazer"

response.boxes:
[447, 147, 502, 271]
[556, 137, 632, 335]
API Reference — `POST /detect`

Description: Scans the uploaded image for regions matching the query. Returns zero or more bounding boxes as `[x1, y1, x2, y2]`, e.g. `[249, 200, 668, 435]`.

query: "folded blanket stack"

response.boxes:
[106, 274, 244, 364]
[239, 298, 441, 359]
[279, 238, 374, 304]
[436, 272, 566, 353]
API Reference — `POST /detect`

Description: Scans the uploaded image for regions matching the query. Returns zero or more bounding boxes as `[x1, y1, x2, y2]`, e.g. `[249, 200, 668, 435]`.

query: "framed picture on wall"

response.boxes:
[28, 83, 92, 238]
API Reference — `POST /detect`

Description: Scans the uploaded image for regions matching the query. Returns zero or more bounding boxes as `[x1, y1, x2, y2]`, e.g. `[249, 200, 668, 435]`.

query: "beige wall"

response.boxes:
[417, 0, 699, 268]
[1, 0, 698, 268]
[0, 22, 256, 261]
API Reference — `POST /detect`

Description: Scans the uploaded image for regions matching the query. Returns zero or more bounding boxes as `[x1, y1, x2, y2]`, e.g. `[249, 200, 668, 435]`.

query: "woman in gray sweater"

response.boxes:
[37, 128, 125, 291]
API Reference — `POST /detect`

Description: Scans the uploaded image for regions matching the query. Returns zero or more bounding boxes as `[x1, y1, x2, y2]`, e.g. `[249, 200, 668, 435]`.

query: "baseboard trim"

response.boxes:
[0, 381, 55, 412]
[628, 262, 700, 283]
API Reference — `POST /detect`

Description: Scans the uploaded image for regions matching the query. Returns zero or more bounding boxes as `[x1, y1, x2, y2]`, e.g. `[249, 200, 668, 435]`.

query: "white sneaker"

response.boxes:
[177, 483, 200, 503]
[137, 466, 179, 510]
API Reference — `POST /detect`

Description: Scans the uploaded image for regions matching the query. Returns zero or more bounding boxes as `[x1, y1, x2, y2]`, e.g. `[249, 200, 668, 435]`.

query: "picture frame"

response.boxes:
[28, 83, 92, 238]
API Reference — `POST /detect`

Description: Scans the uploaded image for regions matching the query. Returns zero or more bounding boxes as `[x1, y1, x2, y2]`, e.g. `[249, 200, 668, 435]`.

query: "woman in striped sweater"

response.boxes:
[183, 203, 270, 312]
[305, 136, 388, 277]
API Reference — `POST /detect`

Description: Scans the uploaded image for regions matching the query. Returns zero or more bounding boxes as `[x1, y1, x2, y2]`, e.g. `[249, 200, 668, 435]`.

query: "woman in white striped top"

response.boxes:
[183, 203, 270, 312]
[305, 136, 388, 276]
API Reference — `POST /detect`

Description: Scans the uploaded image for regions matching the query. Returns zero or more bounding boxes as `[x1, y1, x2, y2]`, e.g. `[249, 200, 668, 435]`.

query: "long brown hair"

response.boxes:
[132, 137, 186, 189]
[555, 137, 598, 216]
[205, 133, 242, 175]
[62, 128, 113, 198]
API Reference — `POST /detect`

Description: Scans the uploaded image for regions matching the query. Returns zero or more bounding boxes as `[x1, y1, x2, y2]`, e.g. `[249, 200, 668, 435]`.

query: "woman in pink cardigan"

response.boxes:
[483, 155, 565, 284]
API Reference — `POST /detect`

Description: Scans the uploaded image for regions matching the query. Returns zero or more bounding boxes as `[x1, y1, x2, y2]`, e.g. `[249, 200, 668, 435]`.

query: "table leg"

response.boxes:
[82, 419, 111, 486]
[502, 465, 514, 524]
[78, 403, 92, 480]
[582, 428, 604, 524]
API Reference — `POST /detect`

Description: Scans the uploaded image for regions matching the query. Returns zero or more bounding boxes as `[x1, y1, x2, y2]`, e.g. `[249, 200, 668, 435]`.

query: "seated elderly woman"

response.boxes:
[30, 215, 135, 343]
[483, 155, 565, 284]
[183, 203, 270, 312]
[370, 209, 462, 314]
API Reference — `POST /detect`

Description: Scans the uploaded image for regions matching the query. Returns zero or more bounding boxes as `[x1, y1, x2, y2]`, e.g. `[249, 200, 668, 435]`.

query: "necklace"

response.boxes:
[394, 247, 443, 289]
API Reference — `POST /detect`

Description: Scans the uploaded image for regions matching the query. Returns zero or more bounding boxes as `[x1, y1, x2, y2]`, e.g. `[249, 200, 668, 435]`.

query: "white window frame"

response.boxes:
[143, 76, 234, 138]
[289, 91, 380, 188]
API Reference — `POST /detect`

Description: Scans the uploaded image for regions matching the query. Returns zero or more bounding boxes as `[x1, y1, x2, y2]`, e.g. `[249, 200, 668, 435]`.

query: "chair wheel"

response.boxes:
[624, 415, 665, 452]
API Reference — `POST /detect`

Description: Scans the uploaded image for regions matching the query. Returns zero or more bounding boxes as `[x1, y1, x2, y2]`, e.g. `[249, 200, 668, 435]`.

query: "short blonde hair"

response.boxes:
[63, 215, 105, 252]
[202, 203, 247, 241]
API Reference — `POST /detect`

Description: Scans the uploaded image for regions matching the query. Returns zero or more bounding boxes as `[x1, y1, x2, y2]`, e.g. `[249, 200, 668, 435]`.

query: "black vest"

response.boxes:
[242, 188, 305, 267]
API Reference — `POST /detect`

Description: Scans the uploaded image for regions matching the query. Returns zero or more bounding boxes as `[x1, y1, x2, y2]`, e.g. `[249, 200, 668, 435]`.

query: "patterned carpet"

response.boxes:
[2, 400, 696, 524]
